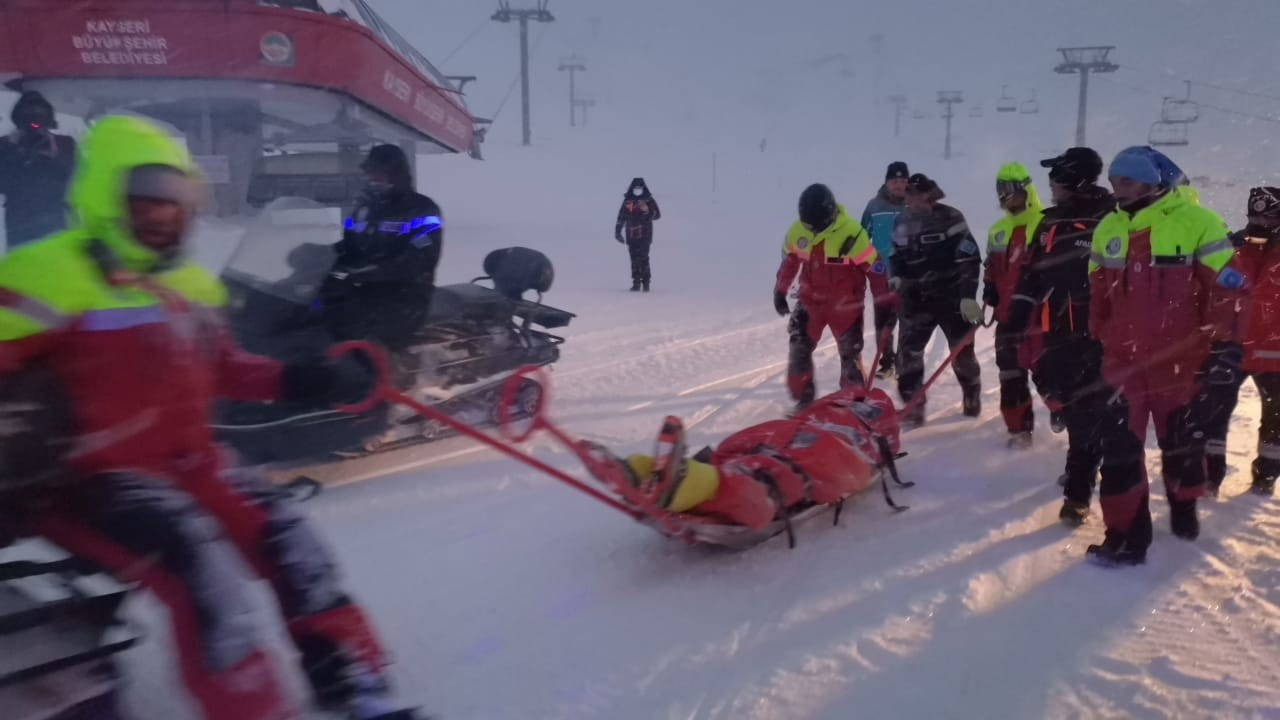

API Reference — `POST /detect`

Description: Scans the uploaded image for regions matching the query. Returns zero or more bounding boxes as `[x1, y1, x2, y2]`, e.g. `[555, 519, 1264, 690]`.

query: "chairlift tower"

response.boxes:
[888, 94, 908, 137]
[1054, 46, 1118, 146]
[573, 97, 596, 128]
[557, 56, 586, 127]
[493, 1, 556, 146]
[937, 90, 963, 160]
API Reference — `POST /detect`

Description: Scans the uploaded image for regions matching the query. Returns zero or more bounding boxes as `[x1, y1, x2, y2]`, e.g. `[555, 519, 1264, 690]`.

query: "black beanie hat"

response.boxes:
[885, 161, 910, 181]
[11, 90, 56, 129]
[361, 143, 413, 189]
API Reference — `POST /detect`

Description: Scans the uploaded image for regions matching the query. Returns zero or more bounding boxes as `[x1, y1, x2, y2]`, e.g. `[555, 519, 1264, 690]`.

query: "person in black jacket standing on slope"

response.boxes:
[615, 177, 661, 291]
[0, 91, 76, 249]
[1004, 147, 1116, 525]
[890, 173, 983, 427]
[321, 144, 443, 355]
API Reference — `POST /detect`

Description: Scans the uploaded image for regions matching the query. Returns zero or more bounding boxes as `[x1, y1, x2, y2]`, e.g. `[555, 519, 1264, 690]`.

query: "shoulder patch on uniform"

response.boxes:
[959, 239, 978, 254]
[1106, 236, 1123, 255]
[797, 237, 810, 249]
[994, 230, 1006, 247]
[871, 259, 886, 275]
[1218, 267, 1246, 290]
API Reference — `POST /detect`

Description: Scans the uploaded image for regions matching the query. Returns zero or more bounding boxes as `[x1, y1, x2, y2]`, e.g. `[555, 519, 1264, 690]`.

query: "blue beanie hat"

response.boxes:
[1109, 146, 1162, 185]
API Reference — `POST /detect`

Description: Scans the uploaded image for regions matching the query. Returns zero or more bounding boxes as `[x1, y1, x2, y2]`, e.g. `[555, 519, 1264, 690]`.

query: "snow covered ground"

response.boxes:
[95, 130, 1280, 720]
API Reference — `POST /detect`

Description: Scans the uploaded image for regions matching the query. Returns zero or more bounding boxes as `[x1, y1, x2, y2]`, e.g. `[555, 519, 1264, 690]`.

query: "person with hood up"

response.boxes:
[983, 163, 1044, 448]
[0, 116, 423, 719]
[321, 143, 443, 355]
[1004, 147, 1115, 525]
[774, 183, 890, 409]
[1203, 187, 1280, 497]
[1085, 145, 1248, 566]
[614, 177, 661, 291]
[889, 173, 983, 427]
[0, 91, 76, 249]
[860, 161, 911, 377]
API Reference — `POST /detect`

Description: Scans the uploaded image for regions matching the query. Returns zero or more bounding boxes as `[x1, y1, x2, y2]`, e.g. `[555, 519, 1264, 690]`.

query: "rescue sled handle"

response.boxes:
[327, 341, 644, 521]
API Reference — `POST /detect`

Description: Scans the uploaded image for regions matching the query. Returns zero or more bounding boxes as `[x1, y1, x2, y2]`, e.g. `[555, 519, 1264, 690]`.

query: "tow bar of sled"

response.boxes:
[329, 341, 667, 529]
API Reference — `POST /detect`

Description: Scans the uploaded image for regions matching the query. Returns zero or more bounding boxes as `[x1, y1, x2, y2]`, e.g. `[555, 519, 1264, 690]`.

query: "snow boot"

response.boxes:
[1007, 431, 1033, 450]
[642, 281, 650, 292]
[1059, 499, 1089, 527]
[1206, 453, 1227, 497]
[305, 644, 422, 720]
[1049, 410, 1067, 434]
[961, 385, 981, 418]
[876, 350, 896, 379]
[630, 281, 641, 292]
[1251, 460, 1277, 496]
[1085, 531, 1146, 567]
[1168, 498, 1199, 540]
[900, 403, 925, 429]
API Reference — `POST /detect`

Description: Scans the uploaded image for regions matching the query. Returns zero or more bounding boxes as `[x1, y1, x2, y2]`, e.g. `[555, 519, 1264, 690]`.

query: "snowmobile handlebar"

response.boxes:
[327, 340, 395, 415]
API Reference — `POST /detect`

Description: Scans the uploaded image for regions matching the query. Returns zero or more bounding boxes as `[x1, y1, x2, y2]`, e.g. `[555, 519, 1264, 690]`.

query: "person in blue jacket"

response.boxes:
[860, 161, 909, 376]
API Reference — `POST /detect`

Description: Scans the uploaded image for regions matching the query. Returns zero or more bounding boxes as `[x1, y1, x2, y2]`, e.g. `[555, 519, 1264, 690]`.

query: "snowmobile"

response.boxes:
[212, 199, 575, 466]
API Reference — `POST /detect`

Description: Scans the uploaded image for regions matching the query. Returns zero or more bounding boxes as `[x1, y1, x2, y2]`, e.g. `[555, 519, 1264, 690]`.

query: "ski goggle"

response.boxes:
[996, 179, 1028, 199]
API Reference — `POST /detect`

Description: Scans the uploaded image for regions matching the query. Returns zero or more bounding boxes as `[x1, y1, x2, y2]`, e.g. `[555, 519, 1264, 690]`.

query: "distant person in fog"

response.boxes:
[0, 91, 76, 250]
[615, 177, 661, 292]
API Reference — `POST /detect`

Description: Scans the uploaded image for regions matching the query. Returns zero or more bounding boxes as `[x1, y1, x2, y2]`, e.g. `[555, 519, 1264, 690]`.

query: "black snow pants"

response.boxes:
[896, 297, 981, 409]
[1204, 371, 1280, 490]
[627, 239, 651, 286]
[1033, 335, 1106, 503]
[873, 302, 898, 372]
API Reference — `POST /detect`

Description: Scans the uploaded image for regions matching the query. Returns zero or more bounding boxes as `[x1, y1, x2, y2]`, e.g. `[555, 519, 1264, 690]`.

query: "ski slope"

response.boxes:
[106, 138, 1280, 719]
[291, 289, 1280, 720]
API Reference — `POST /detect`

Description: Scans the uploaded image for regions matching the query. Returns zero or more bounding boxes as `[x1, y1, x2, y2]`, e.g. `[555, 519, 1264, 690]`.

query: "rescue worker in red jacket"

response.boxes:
[0, 116, 419, 720]
[774, 183, 891, 409]
[1204, 186, 1280, 496]
[1086, 146, 1248, 566]
[983, 163, 1044, 447]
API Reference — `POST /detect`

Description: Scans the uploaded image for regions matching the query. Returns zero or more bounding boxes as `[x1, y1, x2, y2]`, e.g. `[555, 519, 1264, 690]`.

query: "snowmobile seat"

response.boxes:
[426, 283, 513, 325]
[482, 246, 555, 301]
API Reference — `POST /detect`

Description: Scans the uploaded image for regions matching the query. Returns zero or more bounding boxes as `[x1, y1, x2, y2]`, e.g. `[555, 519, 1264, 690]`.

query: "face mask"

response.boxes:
[632, 187, 644, 196]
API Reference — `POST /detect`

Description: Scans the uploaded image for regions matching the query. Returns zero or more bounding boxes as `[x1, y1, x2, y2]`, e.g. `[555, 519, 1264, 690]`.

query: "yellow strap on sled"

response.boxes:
[628, 455, 720, 512]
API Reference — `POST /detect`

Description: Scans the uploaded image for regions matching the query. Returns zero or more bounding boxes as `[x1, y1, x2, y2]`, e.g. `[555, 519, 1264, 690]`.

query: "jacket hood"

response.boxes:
[68, 116, 201, 273]
[625, 177, 652, 198]
[996, 162, 1044, 216]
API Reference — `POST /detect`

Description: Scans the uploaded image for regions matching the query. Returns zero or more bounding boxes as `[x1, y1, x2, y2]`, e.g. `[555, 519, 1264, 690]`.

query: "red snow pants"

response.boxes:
[787, 300, 866, 404]
[1096, 363, 1207, 553]
[30, 454, 388, 720]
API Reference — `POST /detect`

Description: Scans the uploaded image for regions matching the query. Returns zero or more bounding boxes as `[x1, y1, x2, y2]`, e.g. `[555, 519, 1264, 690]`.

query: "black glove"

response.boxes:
[1202, 342, 1245, 387]
[773, 290, 790, 316]
[281, 360, 374, 406]
[983, 283, 999, 309]
[615, 228, 625, 244]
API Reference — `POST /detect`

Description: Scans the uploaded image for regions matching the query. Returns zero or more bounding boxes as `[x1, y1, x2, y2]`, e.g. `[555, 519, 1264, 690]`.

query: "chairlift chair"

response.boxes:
[1161, 81, 1200, 124]
[969, 102, 983, 118]
[912, 107, 927, 120]
[1149, 120, 1190, 147]
[1020, 89, 1040, 115]
[996, 84, 1017, 113]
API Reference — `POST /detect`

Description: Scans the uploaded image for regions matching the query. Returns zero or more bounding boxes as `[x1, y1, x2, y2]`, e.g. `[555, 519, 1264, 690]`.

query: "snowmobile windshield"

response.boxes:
[221, 196, 343, 305]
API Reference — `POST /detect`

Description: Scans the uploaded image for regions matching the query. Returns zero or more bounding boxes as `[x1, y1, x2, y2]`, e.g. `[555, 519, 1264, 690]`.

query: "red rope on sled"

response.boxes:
[328, 341, 644, 521]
